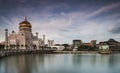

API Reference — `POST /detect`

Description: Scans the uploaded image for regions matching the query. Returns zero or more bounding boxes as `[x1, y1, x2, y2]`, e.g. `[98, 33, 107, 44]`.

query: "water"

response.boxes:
[0, 54, 120, 73]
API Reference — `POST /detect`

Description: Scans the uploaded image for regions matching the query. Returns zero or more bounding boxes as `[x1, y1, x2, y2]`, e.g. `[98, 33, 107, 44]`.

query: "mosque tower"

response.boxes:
[19, 17, 32, 49]
[43, 35, 45, 46]
[5, 29, 8, 49]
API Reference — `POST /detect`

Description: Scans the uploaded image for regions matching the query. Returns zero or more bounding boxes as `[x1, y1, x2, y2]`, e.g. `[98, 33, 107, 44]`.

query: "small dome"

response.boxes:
[19, 17, 32, 28]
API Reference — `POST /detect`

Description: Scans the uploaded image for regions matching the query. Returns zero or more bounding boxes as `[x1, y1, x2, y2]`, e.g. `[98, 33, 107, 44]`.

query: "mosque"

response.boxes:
[5, 18, 45, 49]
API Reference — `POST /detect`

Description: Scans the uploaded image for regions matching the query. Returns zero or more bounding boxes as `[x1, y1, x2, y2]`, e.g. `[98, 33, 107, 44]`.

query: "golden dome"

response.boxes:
[19, 18, 32, 28]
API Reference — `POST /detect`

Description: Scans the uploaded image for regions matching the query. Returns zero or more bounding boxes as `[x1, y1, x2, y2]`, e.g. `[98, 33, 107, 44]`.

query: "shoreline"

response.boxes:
[1, 50, 120, 59]
[0, 49, 54, 59]
[53, 51, 98, 54]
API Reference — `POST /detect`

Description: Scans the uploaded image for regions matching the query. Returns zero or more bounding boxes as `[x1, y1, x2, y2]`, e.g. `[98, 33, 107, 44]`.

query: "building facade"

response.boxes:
[73, 40, 82, 48]
[91, 40, 97, 46]
[48, 40, 54, 47]
[5, 18, 45, 49]
[99, 38, 120, 51]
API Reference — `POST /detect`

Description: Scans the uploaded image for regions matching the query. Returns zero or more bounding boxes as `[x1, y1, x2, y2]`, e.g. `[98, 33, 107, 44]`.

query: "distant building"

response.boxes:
[48, 43, 64, 51]
[73, 40, 82, 48]
[50, 46, 65, 51]
[99, 45, 110, 54]
[82, 40, 97, 47]
[48, 40, 54, 47]
[99, 38, 120, 51]
[83, 43, 92, 47]
[91, 40, 97, 46]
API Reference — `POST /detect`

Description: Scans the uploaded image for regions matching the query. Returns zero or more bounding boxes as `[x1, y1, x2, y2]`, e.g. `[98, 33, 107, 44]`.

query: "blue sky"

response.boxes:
[0, 0, 120, 44]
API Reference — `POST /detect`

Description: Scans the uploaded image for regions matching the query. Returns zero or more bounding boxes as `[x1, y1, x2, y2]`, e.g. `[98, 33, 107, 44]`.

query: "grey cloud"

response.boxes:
[87, 2, 120, 19]
[110, 26, 120, 34]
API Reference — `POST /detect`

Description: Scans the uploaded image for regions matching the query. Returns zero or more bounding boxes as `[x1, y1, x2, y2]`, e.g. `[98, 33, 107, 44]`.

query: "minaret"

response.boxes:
[51, 40, 54, 46]
[48, 40, 54, 47]
[43, 35, 45, 46]
[5, 29, 8, 49]
[48, 40, 50, 47]
[36, 32, 38, 38]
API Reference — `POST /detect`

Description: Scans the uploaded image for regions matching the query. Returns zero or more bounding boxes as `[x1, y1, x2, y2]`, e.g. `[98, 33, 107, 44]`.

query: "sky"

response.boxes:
[0, 0, 120, 44]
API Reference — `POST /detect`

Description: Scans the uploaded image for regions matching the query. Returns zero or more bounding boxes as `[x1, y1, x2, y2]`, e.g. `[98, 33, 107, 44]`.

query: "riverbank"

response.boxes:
[53, 51, 98, 54]
[1, 50, 120, 59]
[0, 49, 55, 59]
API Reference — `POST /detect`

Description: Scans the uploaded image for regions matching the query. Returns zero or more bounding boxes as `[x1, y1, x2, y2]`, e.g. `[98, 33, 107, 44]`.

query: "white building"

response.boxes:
[5, 18, 45, 49]
[48, 40, 54, 47]
[99, 45, 110, 54]
[50, 46, 65, 51]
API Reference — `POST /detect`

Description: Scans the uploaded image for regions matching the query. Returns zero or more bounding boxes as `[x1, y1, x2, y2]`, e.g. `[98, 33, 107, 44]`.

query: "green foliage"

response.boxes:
[62, 44, 72, 51]
[0, 45, 4, 51]
[77, 46, 97, 51]
[62, 44, 69, 49]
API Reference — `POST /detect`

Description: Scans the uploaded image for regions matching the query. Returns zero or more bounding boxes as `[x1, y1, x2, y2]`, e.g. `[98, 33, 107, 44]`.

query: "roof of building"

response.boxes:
[83, 43, 92, 46]
[107, 38, 118, 43]
[19, 17, 32, 28]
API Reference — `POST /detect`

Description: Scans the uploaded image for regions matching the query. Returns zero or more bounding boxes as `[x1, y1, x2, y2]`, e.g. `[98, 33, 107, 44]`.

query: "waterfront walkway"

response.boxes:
[0, 48, 55, 58]
[1, 49, 120, 58]
[54, 51, 98, 54]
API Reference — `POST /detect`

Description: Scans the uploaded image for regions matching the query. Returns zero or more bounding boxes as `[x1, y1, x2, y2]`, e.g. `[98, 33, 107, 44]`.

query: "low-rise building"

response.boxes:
[50, 46, 65, 51]
[99, 38, 120, 51]
[99, 45, 110, 54]
[83, 43, 92, 47]
[73, 40, 82, 48]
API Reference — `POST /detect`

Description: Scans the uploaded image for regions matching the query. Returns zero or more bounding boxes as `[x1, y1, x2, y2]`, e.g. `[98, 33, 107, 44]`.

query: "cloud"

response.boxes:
[108, 17, 120, 34]
[109, 26, 120, 34]
[87, 2, 120, 18]
[20, 3, 120, 43]
[1, 1, 120, 43]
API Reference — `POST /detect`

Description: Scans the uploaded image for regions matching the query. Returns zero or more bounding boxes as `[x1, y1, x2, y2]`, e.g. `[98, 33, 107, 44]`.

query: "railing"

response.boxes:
[0, 48, 56, 58]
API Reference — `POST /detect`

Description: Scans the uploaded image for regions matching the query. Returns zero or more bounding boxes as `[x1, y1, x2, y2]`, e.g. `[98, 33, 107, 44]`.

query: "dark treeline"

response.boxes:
[77, 46, 98, 51]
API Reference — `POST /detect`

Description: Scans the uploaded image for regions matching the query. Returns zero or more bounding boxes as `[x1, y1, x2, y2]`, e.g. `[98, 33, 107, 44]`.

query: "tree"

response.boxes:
[62, 44, 71, 51]
[0, 44, 4, 51]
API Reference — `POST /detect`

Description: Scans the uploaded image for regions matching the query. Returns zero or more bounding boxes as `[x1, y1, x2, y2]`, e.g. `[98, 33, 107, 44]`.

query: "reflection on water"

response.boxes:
[0, 54, 120, 73]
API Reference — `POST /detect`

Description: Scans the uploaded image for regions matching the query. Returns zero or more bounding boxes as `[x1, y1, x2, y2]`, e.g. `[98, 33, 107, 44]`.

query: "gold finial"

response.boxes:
[25, 17, 27, 21]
